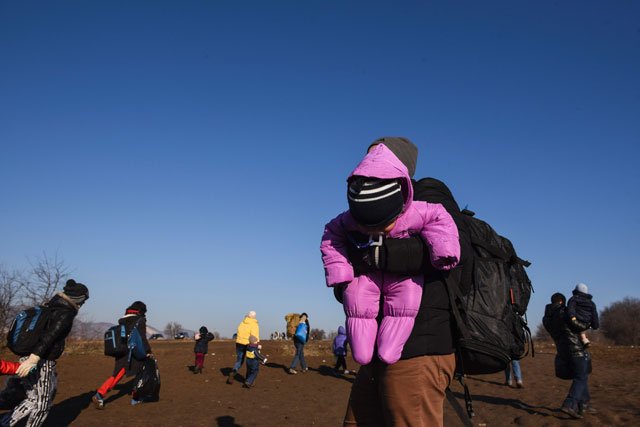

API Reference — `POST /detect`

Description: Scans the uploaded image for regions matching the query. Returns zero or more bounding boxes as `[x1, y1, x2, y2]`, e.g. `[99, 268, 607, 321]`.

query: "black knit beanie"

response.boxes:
[348, 177, 404, 228]
[63, 279, 89, 305]
[126, 301, 147, 315]
[199, 326, 208, 335]
[551, 293, 566, 305]
[368, 137, 418, 178]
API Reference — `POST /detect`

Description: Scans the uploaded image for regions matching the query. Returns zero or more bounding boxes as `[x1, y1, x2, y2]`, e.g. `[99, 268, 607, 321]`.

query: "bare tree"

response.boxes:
[601, 297, 640, 345]
[534, 323, 551, 341]
[21, 252, 71, 306]
[310, 328, 326, 340]
[0, 265, 22, 332]
[164, 321, 183, 338]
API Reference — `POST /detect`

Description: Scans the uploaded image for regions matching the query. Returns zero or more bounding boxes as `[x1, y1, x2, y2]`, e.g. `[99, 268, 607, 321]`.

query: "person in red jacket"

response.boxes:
[0, 360, 20, 376]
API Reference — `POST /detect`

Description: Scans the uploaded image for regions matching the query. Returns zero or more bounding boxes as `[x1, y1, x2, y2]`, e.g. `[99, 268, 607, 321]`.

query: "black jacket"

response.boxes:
[567, 290, 599, 329]
[32, 294, 79, 360]
[194, 330, 214, 354]
[113, 314, 151, 376]
[543, 302, 590, 359]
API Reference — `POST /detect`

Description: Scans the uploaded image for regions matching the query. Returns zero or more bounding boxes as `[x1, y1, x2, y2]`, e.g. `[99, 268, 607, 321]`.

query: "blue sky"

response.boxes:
[1, 1, 638, 337]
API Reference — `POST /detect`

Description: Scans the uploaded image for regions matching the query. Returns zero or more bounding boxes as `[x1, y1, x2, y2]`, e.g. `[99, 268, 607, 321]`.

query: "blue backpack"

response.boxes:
[7, 306, 52, 356]
[104, 318, 146, 361]
[294, 323, 308, 343]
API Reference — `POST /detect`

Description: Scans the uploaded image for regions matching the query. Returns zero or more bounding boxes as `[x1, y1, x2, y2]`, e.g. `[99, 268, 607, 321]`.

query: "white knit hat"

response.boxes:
[575, 283, 589, 294]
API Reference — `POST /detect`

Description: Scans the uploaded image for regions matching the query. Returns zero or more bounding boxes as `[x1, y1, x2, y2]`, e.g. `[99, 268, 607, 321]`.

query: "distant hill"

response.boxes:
[72, 320, 173, 340]
[146, 324, 163, 337]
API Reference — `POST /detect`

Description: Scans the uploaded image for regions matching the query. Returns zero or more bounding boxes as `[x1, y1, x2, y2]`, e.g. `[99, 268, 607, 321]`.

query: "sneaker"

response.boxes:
[262, 358, 268, 365]
[130, 398, 142, 406]
[578, 403, 598, 415]
[242, 382, 252, 389]
[301, 368, 308, 372]
[92, 393, 104, 410]
[505, 381, 513, 387]
[343, 370, 350, 375]
[560, 405, 583, 419]
[516, 381, 524, 388]
[226, 370, 235, 384]
[288, 368, 297, 375]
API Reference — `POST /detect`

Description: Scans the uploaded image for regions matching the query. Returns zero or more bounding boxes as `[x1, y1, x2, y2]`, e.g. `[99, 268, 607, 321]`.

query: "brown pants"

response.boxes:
[344, 354, 455, 427]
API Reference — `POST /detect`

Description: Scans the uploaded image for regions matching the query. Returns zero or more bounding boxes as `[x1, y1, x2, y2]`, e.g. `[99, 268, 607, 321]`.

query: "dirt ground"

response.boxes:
[1, 340, 638, 426]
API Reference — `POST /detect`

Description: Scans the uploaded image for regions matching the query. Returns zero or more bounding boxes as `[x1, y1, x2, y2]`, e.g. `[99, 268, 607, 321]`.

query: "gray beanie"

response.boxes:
[368, 136, 418, 178]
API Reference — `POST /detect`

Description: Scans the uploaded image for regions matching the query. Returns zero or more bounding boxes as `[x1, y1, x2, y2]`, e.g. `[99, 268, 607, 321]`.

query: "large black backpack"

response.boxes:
[414, 178, 533, 422]
[414, 178, 533, 374]
[452, 209, 533, 374]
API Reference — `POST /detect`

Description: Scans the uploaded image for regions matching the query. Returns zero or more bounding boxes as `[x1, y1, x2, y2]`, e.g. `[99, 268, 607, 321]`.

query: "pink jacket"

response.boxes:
[320, 144, 460, 364]
[321, 144, 460, 286]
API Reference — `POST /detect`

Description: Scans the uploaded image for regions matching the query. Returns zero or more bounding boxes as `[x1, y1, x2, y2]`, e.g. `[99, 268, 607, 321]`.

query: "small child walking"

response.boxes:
[243, 335, 266, 388]
[567, 283, 599, 347]
[193, 326, 214, 374]
[332, 326, 349, 375]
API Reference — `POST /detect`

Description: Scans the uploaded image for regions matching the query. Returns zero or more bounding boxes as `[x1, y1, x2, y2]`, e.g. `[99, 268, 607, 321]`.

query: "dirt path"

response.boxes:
[1, 341, 638, 426]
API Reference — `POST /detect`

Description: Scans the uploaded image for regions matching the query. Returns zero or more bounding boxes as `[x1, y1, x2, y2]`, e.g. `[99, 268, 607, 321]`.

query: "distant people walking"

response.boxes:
[193, 326, 214, 374]
[504, 360, 523, 388]
[332, 326, 350, 375]
[92, 301, 152, 409]
[543, 292, 595, 419]
[567, 283, 599, 348]
[227, 311, 259, 384]
[288, 313, 309, 374]
[1, 279, 88, 427]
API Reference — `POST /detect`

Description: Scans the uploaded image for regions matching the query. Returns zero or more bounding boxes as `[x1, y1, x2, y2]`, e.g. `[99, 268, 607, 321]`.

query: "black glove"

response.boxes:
[380, 236, 427, 275]
[346, 234, 427, 276]
[333, 285, 345, 304]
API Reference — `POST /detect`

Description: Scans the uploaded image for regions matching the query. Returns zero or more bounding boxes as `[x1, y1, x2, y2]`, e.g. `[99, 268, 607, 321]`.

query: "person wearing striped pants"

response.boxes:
[0, 279, 88, 427]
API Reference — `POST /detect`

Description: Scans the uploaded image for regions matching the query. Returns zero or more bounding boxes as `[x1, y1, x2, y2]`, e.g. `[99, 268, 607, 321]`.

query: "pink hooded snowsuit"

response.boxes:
[321, 144, 460, 365]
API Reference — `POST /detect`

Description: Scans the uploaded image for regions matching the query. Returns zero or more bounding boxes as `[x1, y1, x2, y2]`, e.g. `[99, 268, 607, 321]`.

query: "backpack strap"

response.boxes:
[441, 274, 476, 424]
[443, 273, 471, 340]
[458, 373, 475, 419]
[445, 386, 474, 427]
[127, 317, 143, 364]
[520, 314, 535, 359]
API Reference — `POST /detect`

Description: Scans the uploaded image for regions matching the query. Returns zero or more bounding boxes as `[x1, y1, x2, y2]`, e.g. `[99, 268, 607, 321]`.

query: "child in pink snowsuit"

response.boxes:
[321, 144, 460, 365]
